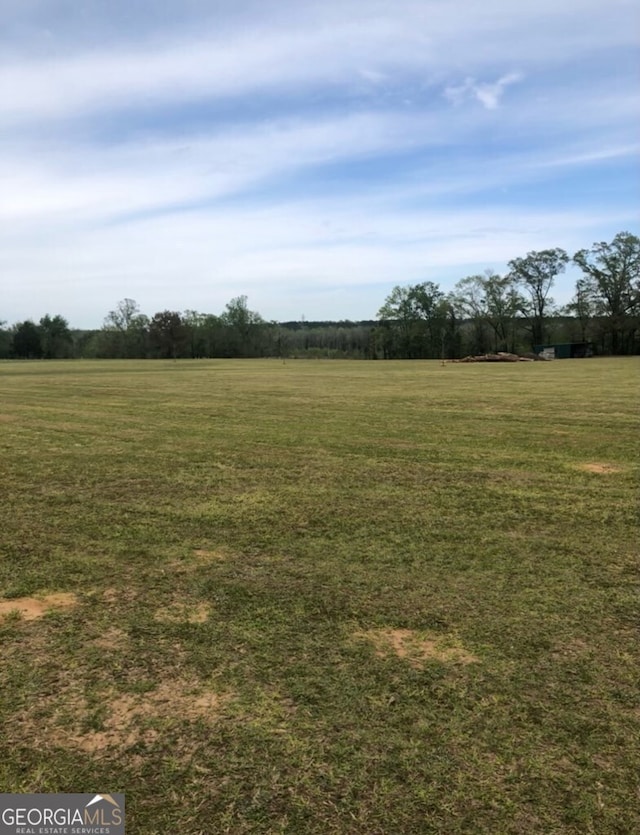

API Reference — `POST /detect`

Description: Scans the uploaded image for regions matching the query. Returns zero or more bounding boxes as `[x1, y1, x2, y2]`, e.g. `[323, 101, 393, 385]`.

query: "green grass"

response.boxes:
[0, 358, 638, 834]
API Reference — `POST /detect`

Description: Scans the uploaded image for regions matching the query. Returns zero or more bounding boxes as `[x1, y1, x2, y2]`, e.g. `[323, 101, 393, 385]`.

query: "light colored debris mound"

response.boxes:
[453, 352, 542, 363]
[355, 628, 479, 668]
[0, 593, 77, 621]
[154, 602, 211, 624]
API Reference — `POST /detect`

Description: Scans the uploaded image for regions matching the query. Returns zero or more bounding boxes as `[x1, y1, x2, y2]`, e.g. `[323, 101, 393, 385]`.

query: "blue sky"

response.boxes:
[1, 0, 638, 327]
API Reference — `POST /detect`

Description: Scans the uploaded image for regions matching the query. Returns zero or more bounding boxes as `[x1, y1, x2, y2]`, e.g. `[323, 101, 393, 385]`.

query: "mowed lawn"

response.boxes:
[0, 358, 638, 834]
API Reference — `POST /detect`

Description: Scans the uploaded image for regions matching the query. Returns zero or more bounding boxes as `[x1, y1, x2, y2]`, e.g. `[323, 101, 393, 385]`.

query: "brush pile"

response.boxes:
[453, 352, 548, 363]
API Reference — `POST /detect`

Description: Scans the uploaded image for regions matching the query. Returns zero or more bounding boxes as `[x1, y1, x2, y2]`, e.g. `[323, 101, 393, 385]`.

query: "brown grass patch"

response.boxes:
[356, 628, 479, 668]
[0, 592, 77, 621]
[154, 602, 211, 624]
[69, 680, 230, 753]
[577, 462, 622, 474]
[550, 638, 590, 660]
[91, 626, 129, 650]
[192, 547, 233, 562]
[14, 678, 232, 755]
[487, 469, 536, 486]
[167, 547, 234, 575]
[101, 587, 138, 604]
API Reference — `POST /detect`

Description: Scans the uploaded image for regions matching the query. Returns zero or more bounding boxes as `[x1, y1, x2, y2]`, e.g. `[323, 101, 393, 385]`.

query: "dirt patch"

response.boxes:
[154, 602, 211, 624]
[0, 593, 77, 621]
[60, 679, 231, 754]
[356, 628, 479, 668]
[550, 638, 590, 660]
[577, 462, 622, 474]
[10, 678, 231, 754]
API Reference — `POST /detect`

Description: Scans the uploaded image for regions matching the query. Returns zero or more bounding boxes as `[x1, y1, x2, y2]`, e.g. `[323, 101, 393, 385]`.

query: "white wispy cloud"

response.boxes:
[444, 73, 524, 110]
[0, 109, 441, 223]
[1, 1, 634, 127]
[1, 0, 638, 325]
[3, 193, 628, 325]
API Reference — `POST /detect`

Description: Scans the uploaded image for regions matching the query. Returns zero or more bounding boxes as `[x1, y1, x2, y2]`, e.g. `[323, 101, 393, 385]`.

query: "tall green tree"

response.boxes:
[377, 285, 418, 358]
[221, 296, 268, 357]
[411, 282, 448, 356]
[101, 299, 149, 358]
[564, 278, 597, 344]
[39, 314, 73, 358]
[377, 281, 447, 358]
[439, 296, 461, 360]
[452, 272, 523, 354]
[182, 310, 208, 358]
[11, 321, 42, 358]
[483, 272, 523, 353]
[508, 249, 569, 346]
[573, 232, 640, 354]
[452, 274, 490, 355]
[148, 310, 188, 359]
[0, 320, 11, 359]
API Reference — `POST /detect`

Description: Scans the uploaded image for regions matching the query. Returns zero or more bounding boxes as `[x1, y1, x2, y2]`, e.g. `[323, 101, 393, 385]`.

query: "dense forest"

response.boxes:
[2, 232, 638, 360]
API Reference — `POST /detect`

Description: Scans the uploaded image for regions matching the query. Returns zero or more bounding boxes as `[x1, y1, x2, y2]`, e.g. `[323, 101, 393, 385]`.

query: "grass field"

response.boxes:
[0, 358, 638, 834]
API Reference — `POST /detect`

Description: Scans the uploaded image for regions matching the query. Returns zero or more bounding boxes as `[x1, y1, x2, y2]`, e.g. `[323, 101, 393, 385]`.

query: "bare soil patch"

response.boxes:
[67, 679, 230, 754]
[577, 462, 622, 474]
[0, 592, 77, 621]
[356, 628, 479, 668]
[154, 602, 211, 624]
[13, 677, 232, 755]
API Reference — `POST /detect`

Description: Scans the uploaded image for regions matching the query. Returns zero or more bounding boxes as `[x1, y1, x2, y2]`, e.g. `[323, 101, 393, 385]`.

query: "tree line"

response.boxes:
[2, 231, 638, 360]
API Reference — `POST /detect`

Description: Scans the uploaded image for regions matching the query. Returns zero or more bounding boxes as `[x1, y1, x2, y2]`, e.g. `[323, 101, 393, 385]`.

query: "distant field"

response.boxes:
[0, 358, 638, 834]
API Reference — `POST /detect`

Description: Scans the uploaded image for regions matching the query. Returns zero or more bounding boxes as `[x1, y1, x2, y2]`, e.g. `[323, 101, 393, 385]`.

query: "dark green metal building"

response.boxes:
[534, 342, 593, 359]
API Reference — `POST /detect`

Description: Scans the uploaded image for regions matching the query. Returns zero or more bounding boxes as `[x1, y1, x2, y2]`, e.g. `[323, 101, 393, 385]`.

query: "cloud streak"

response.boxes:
[444, 73, 524, 110]
[1, 0, 634, 127]
[1, 0, 638, 325]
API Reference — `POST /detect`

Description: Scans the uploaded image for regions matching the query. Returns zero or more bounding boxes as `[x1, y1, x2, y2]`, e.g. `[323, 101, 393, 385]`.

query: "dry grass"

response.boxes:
[192, 547, 235, 562]
[355, 628, 480, 667]
[575, 462, 623, 474]
[13, 675, 231, 756]
[154, 602, 212, 624]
